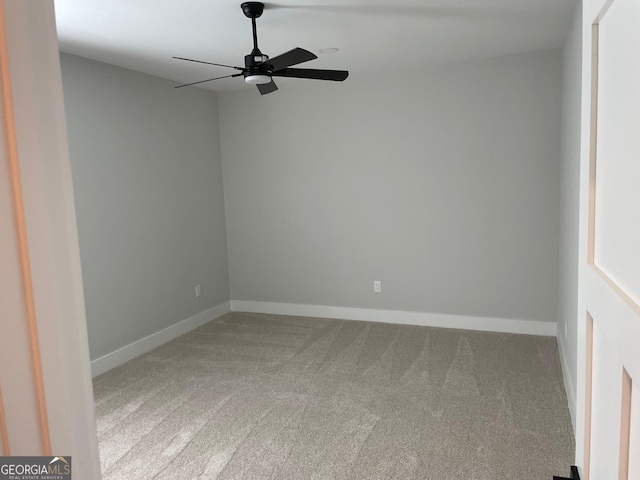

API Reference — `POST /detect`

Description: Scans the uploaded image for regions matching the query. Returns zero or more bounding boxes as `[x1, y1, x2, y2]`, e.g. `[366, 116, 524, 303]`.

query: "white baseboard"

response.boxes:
[90, 301, 231, 377]
[557, 331, 577, 433]
[230, 301, 557, 337]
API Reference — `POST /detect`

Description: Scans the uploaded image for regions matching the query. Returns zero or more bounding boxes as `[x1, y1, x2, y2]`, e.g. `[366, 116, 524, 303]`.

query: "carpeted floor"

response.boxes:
[93, 312, 574, 480]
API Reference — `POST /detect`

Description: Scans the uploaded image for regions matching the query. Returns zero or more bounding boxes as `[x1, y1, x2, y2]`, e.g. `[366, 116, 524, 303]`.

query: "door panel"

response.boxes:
[593, 0, 640, 305]
[628, 384, 640, 479]
[588, 321, 624, 479]
[579, 0, 640, 477]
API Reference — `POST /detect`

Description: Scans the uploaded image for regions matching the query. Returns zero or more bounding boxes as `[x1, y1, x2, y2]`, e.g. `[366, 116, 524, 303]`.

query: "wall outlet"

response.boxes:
[195, 284, 201, 298]
[373, 280, 382, 293]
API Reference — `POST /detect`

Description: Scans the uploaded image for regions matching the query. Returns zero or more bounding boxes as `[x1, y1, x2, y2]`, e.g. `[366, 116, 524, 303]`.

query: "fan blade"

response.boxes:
[175, 73, 242, 89]
[271, 68, 349, 82]
[257, 79, 278, 95]
[261, 48, 317, 72]
[173, 56, 242, 70]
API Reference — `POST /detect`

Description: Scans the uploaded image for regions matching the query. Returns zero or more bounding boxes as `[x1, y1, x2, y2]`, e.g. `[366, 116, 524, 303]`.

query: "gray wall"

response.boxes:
[558, 3, 582, 420]
[60, 54, 229, 360]
[219, 49, 562, 324]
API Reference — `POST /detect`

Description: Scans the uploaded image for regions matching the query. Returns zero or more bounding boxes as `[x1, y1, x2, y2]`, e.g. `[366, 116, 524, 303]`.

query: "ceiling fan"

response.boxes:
[173, 1, 349, 94]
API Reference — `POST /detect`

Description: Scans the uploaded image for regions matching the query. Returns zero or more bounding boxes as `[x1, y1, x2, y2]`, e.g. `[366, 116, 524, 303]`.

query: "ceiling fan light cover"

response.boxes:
[245, 74, 271, 85]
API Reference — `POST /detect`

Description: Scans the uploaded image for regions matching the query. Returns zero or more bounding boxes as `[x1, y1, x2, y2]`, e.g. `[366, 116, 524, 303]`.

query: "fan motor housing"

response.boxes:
[241, 2, 264, 19]
[245, 53, 269, 69]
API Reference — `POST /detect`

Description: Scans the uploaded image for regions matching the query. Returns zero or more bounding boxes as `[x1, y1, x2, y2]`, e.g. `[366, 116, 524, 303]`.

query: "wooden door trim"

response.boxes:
[0, 384, 9, 455]
[587, 20, 598, 266]
[583, 313, 594, 480]
[587, 0, 614, 264]
[618, 369, 632, 480]
[591, 265, 640, 317]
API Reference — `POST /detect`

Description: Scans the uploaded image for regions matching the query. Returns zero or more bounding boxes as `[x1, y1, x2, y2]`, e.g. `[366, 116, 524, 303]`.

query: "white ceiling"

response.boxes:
[54, 0, 576, 93]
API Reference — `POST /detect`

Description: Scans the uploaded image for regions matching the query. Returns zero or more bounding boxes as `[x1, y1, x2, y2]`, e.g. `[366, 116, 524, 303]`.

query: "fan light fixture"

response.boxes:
[245, 74, 271, 85]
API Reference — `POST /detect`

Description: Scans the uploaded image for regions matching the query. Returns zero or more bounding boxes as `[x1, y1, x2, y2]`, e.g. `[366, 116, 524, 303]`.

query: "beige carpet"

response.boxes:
[93, 312, 574, 480]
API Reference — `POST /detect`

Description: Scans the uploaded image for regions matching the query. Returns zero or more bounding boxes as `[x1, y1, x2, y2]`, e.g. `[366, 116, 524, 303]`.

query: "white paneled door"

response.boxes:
[577, 0, 640, 478]
[0, 0, 101, 477]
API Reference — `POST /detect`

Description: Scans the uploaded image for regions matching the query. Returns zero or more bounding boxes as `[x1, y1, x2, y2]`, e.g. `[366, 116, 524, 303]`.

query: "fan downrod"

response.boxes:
[241, 2, 264, 19]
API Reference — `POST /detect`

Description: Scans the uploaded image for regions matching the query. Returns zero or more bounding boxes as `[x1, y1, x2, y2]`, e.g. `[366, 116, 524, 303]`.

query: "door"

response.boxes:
[0, 0, 101, 477]
[576, 0, 640, 478]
